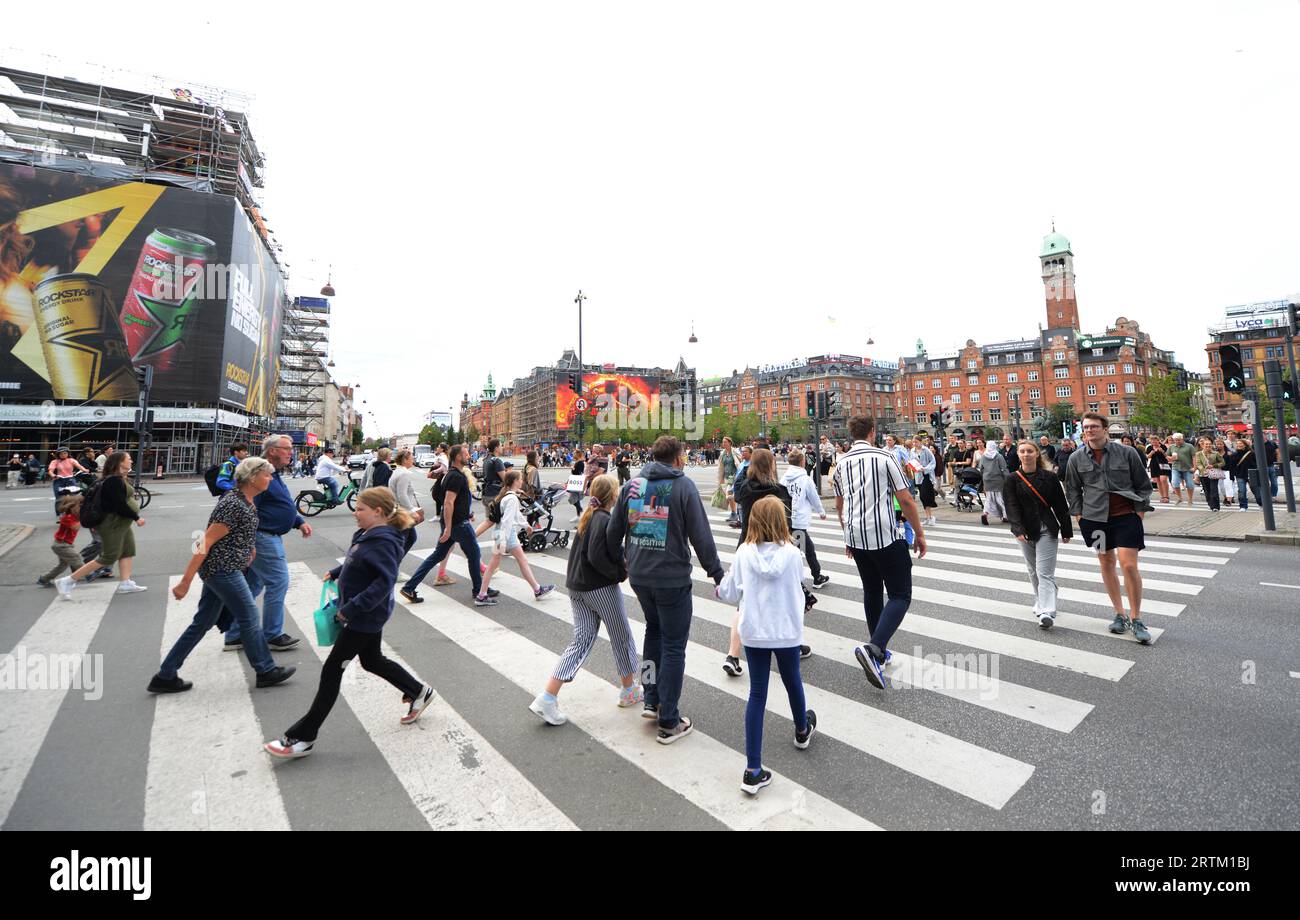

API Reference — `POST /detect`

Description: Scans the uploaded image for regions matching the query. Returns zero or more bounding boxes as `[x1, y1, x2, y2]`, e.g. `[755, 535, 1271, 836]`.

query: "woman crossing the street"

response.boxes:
[264, 486, 432, 759]
[1147, 436, 1172, 503]
[1003, 441, 1073, 629]
[529, 474, 641, 725]
[977, 438, 1009, 526]
[388, 448, 424, 555]
[476, 470, 555, 605]
[1194, 437, 1225, 512]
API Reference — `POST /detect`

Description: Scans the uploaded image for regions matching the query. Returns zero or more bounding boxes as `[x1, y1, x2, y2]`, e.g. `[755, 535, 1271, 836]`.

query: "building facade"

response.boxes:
[1204, 299, 1299, 429]
[717, 355, 898, 440]
[893, 229, 1176, 437]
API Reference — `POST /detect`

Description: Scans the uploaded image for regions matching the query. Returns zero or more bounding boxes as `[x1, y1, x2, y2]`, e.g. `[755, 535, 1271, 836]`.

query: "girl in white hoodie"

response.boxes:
[716, 496, 817, 796]
[477, 471, 555, 603]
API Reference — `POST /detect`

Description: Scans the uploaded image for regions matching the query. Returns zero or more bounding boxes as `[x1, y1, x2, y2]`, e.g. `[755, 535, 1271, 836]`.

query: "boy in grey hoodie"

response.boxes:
[608, 436, 723, 744]
[781, 449, 829, 587]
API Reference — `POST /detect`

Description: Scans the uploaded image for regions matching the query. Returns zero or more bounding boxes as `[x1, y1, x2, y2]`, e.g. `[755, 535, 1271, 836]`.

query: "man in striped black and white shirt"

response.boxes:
[833, 415, 927, 690]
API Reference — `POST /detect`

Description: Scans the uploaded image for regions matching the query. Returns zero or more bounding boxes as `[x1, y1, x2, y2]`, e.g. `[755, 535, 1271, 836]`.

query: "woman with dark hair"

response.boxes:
[55, 451, 147, 598]
[1003, 441, 1073, 629]
[523, 450, 542, 498]
[1147, 435, 1171, 503]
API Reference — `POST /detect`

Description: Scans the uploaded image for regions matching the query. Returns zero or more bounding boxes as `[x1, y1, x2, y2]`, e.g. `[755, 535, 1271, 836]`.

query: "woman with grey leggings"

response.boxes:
[1002, 441, 1074, 629]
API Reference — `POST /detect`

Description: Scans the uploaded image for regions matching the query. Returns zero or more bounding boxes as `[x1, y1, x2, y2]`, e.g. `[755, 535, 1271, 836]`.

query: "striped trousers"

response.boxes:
[553, 585, 639, 682]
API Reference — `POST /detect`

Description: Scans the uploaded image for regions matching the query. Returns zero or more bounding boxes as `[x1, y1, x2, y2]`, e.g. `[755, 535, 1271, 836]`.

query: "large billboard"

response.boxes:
[0, 163, 281, 411]
[556, 372, 660, 429]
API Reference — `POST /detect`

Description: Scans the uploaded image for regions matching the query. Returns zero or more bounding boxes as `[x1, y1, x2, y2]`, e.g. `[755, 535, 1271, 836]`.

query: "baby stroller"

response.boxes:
[520, 484, 571, 551]
[952, 467, 984, 513]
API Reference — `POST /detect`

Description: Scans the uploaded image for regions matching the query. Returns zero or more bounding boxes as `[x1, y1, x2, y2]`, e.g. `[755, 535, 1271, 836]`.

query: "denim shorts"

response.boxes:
[1170, 468, 1195, 491]
[495, 528, 521, 552]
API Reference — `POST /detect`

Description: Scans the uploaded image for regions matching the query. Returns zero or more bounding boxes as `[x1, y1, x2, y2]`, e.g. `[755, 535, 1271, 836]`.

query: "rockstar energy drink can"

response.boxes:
[34, 273, 139, 401]
[119, 228, 216, 372]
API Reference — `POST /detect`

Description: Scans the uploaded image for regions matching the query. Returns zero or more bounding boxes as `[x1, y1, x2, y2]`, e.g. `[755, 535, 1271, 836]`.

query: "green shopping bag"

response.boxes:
[314, 580, 342, 647]
[710, 487, 728, 510]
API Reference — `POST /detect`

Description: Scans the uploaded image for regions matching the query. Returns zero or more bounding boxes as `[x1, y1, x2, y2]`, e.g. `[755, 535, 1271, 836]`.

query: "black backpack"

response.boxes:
[79, 481, 106, 528]
[203, 464, 222, 496]
[486, 494, 504, 524]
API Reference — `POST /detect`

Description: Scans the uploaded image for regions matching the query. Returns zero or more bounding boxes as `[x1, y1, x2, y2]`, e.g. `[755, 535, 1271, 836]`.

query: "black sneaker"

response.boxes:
[804, 592, 818, 612]
[741, 767, 773, 795]
[400, 587, 424, 604]
[268, 634, 300, 651]
[147, 674, 193, 694]
[486, 588, 500, 598]
[37, 577, 52, 588]
[723, 655, 743, 677]
[812, 574, 830, 588]
[473, 594, 498, 606]
[641, 701, 659, 720]
[799, 645, 812, 659]
[255, 665, 296, 688]
[656, 716, 694, 745]
[794, 710, 818, 749]
[223, 638, 242, 652]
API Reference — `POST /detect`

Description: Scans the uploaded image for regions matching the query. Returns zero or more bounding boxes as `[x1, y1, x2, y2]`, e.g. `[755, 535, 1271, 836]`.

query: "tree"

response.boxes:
[1130, 373, 1199, 435]
[701, 407, 731, 444]
[1039, 402, 1077, 438]
[350, 426, 363, 448]
[465, 426, 480, 446]
[418, 423, 439, 445]
[729, 411, 763, 443]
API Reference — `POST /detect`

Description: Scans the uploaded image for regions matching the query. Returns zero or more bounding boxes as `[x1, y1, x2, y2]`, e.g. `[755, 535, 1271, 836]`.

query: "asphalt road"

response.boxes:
[0, 461, 1296, 830]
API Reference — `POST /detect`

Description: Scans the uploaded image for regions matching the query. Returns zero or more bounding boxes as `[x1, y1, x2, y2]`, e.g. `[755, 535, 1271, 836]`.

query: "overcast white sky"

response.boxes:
[12, 0, 1300, 434]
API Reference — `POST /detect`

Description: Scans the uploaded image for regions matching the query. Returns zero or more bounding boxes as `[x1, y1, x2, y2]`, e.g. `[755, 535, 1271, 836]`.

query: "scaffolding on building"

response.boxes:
[275, 296, 330, 435]
[0, 53, 282, 268]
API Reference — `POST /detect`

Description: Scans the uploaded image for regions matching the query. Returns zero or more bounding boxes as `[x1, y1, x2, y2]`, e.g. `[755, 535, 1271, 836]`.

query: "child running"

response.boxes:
[37, 494, 85, 587]
[476, 470, 554, 606]
[716, 496, 817, 796]
[529, 474, 641, 724]
[264, 487, 433, 759]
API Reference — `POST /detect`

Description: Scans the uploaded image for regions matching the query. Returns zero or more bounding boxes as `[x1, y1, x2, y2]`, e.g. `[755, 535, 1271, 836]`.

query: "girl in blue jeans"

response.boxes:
[717, 496, 817, 796]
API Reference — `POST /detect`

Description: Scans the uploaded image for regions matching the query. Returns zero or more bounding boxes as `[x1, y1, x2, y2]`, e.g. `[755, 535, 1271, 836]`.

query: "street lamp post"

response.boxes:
[575, 290, 585, 449]
[1009, 388, 1023, 440]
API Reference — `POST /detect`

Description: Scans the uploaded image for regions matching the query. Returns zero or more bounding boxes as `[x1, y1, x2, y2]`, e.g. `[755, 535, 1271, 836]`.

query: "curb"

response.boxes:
[1245, 532, 1300, 547]
[0, 523, 35, 559]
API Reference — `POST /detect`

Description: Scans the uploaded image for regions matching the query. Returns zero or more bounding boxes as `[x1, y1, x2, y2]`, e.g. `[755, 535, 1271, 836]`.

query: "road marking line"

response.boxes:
[1260, 583, 1300, 590]
[514, 553, 1094, 732]
[395, 562, 882, 827]
[144, 575, 290, 830]
[298, 563, 574, 829]
[1, 581, 117, 828]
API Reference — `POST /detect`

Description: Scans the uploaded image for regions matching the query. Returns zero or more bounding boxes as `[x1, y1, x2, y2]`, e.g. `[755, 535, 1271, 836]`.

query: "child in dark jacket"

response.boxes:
[264, 487, 433, 760]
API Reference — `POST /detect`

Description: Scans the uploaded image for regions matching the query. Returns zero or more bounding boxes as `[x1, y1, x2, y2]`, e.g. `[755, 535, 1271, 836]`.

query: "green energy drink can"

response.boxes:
[119, 228, 216, 372]
[35, 273, 138, 400]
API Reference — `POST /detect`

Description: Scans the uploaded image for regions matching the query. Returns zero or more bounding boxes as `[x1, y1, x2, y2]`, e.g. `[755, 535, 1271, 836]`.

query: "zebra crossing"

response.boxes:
[0, 505, 1243, 831]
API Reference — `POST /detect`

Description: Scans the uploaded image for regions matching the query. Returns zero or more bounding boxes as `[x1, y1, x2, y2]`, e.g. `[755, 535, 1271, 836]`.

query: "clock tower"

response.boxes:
[1040, 225, 1080, 331]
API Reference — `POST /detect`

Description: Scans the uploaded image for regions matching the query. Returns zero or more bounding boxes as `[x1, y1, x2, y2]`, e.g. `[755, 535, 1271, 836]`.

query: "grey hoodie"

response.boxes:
[608, 460, 724, 587]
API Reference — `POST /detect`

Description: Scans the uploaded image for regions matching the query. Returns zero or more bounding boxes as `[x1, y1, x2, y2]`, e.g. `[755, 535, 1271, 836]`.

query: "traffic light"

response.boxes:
[1281, 376, 1295, 405]
[134, 365, 153, 391]
[824, 390, 839, 418]
[815, 391, 826, 420]
[567, 372, 580, 393]
[806, 391, 816, 418]
[1219, 344, 1244, 392]
[1288, 302, 1299, 336]
[930, 412, 940, 427]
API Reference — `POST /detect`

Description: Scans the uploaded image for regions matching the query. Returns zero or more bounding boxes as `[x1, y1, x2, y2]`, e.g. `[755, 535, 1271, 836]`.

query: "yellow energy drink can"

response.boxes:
[34, 273, 138, 401]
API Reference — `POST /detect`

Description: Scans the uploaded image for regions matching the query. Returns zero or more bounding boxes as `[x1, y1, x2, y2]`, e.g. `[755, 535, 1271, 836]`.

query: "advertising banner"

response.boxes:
[0, 162, 281, 409]
[556, 372, 660, 429]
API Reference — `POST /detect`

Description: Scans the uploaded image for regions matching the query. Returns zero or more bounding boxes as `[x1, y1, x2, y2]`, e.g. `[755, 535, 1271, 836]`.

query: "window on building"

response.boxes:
[989, 408, 1002, 421]
[933, 394, 943, 405]
[947, 359, 957, 369]
[951, 393, 962, 404]
[987, 374, 998, 384]
[915, 395, 925, 405]
[949, 377, 960, 387]
[1029, 387, 1042, 400]
[1054, 351, 1065, 360]
[967, 375, 978, 386]
[1123, 364, 1134, 374]
[1056, 385, 1072, 398]
[969, 392, 980, 402]
[1028, 370, 1039, 381]
[954, 410, 965, 422]
[967, 360, 977, 369]
[1022, 352, 1034, 363]
[1244, 367, 1254, 379]
[915, 413, 927, 424]
[1084, 365, 1094, 377]
[1107, 383, 1117, 395]
[988, 390, 1000, 401]
[1088, 402, 1100, 412]
[970, 410, 983, 422]
[1125, 382, 1136, 394]
[1091, 348, 1104, 357]
[1109, 402, 1120, 416]
[1087, 384, 1097, 396]
[1007, 372, 1018, 383]
[1054, 367, 1069, 379]
[1242, 348, 1254, 360]
[932, 378, 941, 388]
[988, 354, 999, 365]
[1106, 364, 1117, 375]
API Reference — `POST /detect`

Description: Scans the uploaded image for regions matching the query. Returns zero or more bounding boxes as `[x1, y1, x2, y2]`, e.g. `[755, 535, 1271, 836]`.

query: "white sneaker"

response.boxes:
[54, 576, 75, 600]
[528, 693, 567, 726]
[116, 580, 148, 594]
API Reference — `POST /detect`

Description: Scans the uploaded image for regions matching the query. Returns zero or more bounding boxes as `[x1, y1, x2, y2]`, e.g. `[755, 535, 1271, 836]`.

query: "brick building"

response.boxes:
[893, 229, 1176, 437]
[717, 355, 897, 440]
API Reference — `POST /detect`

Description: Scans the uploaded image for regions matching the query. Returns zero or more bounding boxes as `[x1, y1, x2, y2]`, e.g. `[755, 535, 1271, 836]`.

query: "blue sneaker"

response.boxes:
[854, 644, 886, 689]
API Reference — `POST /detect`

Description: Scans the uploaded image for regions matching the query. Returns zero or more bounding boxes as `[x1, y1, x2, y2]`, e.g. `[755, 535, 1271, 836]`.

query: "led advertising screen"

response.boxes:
[0, 162, 281, 412]
[556, 372, 660, 429]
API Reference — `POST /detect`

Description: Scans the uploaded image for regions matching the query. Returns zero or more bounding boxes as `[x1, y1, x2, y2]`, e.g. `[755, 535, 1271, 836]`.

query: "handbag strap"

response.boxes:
[1015, 470, 1052, 509]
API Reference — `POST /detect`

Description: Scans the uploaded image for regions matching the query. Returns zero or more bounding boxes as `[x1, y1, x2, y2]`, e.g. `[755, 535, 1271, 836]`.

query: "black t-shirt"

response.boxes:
[201, 491, 259, 578]
[442, 468, 472, 524]
[482, 456, 505, 498]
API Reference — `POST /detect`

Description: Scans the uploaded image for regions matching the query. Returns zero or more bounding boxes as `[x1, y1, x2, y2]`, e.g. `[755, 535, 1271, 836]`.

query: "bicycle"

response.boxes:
[295, 476, 360, 516]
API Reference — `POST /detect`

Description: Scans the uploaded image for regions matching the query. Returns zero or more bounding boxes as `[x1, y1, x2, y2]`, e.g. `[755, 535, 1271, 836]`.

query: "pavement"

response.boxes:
[1, 461, 1297, 831]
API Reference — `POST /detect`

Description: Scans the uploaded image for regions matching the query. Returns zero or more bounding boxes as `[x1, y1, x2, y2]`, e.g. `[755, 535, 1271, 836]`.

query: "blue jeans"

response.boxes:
[849, 540, 913, 655]
[743, 645, 807, 773]
[160, 570, 275, 678]
[632, 582, 694, 729]
[1267, 464, 1278, 498]
[1236, 477, 1253, 511]
[317, 477, 340, 504]
[227, 532, 288, 642]
[404, 520, 481, 595]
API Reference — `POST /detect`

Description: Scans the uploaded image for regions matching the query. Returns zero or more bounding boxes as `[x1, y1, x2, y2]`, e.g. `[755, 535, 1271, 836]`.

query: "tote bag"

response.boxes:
[314, 580, 342, 647]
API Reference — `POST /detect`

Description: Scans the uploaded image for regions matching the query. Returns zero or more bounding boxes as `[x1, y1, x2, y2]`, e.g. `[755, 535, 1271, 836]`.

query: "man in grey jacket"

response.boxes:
[608, 435, 724, 744]
[1064, 412, 1155, 644]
